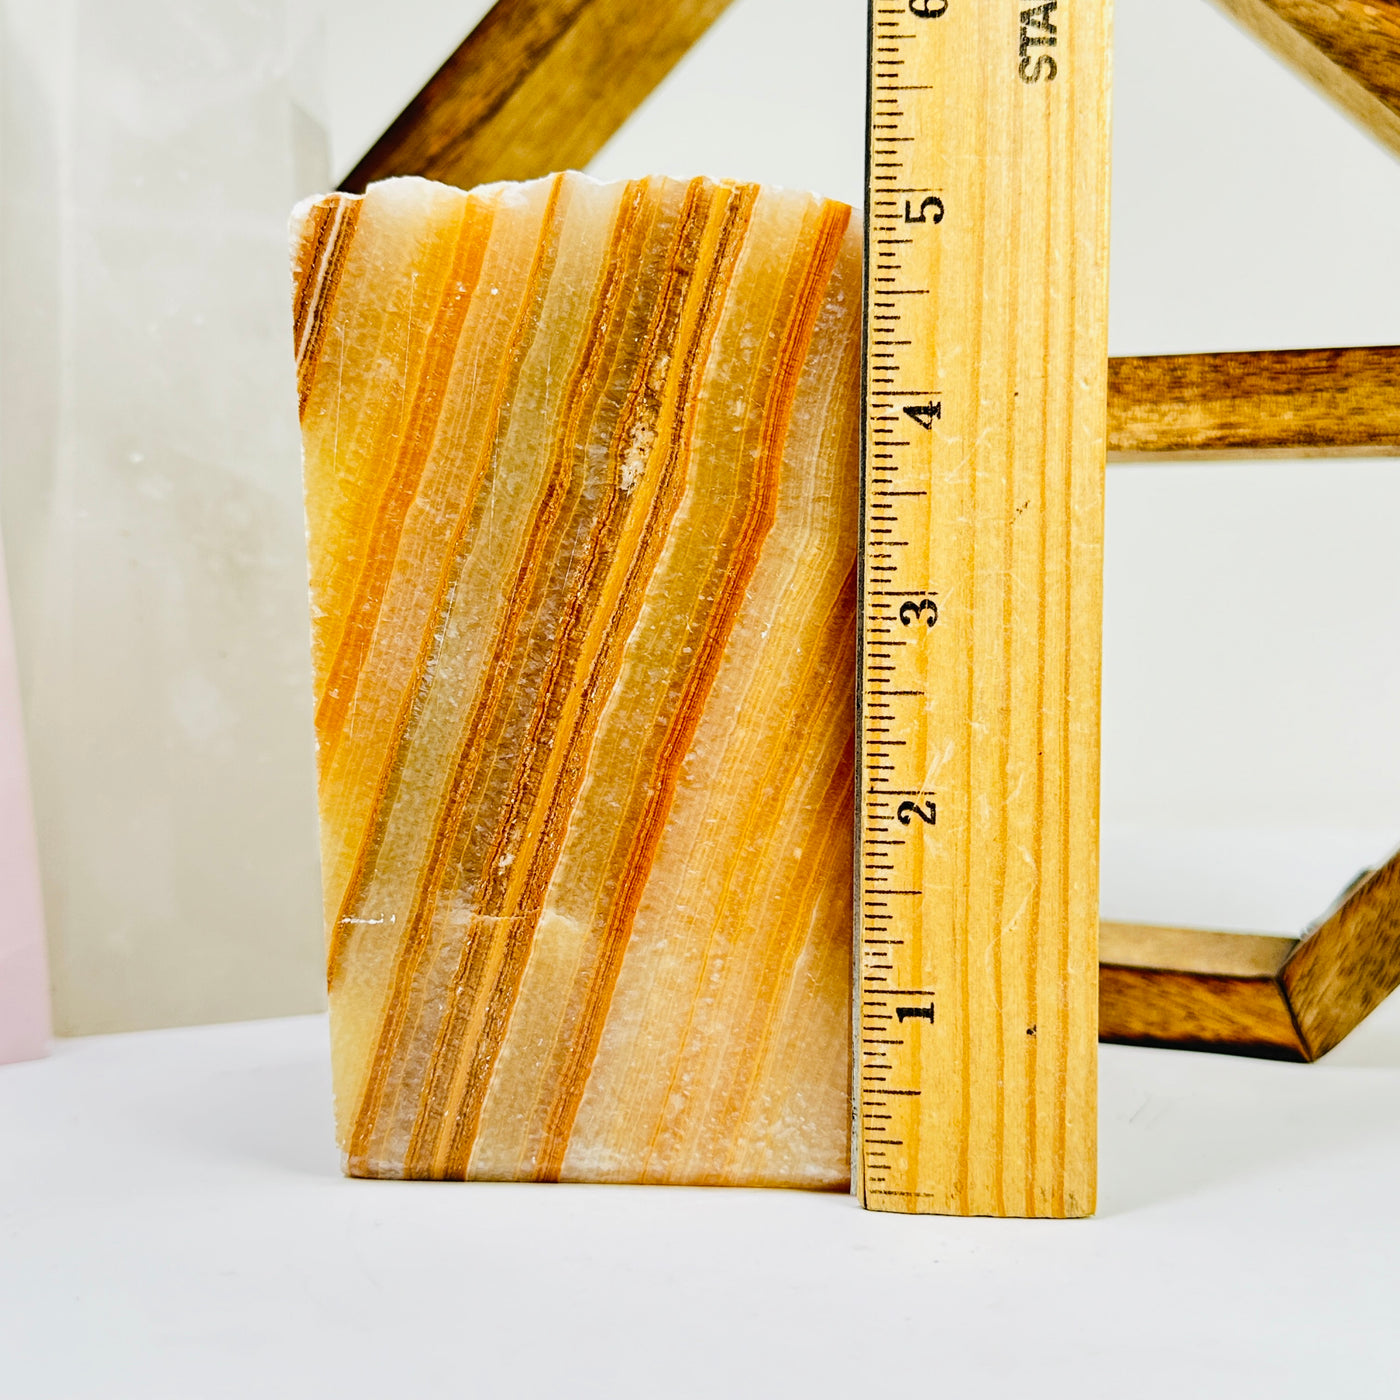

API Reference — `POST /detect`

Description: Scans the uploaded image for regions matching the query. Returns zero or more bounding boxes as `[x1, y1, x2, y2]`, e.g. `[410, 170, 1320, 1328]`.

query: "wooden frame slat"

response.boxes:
[340, 0, 735, 195]
[1101, 846, 1400, 1060]
[1210, 0, 1400, 161]
[1101, 923, 1306, 1060]
[1108, 346, 1400, 460]
[1282, 845, 1400, 1056]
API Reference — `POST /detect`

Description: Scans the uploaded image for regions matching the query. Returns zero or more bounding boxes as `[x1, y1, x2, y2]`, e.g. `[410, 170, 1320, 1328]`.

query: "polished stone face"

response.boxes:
[294, 173, 859, 1186]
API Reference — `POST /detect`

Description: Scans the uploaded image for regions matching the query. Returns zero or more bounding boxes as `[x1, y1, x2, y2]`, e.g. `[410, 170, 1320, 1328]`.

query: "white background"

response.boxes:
[327, 0, 1400, 937]
[4, 6, 1400, 1394]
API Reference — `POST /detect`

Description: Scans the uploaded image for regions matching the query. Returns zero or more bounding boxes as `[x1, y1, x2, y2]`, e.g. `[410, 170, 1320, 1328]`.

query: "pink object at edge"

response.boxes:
[0, 531, 49, 1063]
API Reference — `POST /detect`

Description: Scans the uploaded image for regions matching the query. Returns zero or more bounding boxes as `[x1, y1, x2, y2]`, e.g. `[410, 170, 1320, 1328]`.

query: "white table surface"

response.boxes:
[4, 1002, 1399, 1399]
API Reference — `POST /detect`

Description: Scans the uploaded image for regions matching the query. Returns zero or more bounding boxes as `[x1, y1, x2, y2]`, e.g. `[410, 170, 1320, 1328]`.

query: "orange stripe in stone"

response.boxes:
[293, 196, 362, 415]
[312, 196, 497, 776]
[322, 179, 567, 992]
[340, 180, 582, 1172]
[347, 176, 708, 1173]
[529, 199, 854, 1181]
[656, 564, 856, 1184]
[423, 180, 759, 1179]
[399, 180, 689, 1174]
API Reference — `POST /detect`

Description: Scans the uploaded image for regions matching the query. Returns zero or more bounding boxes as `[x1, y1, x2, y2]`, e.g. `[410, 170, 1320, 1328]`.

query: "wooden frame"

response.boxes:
[1210, 0, 1400, 162]
[1103, 844, 1400, 1060]
[341, 0, 736, 195]
[1109, 347, 1400, 460]
[339, 0, 1400, 1062]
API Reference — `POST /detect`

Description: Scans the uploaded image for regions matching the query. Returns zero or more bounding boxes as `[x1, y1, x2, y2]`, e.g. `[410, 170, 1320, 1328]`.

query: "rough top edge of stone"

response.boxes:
[290, 171, 852, 226]
[289, 192, 320, 226]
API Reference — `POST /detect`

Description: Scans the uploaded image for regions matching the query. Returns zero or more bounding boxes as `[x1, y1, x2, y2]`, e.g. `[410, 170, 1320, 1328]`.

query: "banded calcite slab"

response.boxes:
[292, 174, 859, 1187]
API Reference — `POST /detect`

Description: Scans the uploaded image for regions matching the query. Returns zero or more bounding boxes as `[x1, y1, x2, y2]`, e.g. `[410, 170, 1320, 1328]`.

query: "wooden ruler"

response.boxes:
[855, 0, 1112, 1217]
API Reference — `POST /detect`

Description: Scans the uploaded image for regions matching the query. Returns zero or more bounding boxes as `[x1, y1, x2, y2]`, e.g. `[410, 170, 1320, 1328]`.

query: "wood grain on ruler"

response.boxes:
[1209, 0, 1400, 160]
[856, 1, 1111, 1218]
[1108, 347, 1400, 460]
[340, 0, 735, 193]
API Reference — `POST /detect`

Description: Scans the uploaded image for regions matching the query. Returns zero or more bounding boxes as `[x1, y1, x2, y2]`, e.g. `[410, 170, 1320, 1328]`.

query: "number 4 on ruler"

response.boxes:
[902, 401, 940, 430]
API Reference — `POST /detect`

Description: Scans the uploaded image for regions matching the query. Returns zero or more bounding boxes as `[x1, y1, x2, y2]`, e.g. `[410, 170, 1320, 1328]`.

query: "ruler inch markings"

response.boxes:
[854, 0, 1110, 1218]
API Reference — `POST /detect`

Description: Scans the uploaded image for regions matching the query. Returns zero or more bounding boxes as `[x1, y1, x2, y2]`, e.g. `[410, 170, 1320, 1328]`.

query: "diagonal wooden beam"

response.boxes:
[1108, 346, 1400, 460]
[1100, 845, 1400, 1060]
[1281, 846, 1400, 1056]
[340, 0, 736, 194]
[1209, 0, 1400, 160]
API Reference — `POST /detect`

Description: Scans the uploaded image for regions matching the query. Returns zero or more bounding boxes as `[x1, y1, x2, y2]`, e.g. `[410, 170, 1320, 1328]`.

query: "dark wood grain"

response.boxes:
[1282, 848, 1400, 1057]
[1211, 0, 1400, 159]
[1108, 347, 1400, 460]
[1101, 846, 1400, 1061]
[341, 0, 735, 194]
[1099, 922, 1306, 1060]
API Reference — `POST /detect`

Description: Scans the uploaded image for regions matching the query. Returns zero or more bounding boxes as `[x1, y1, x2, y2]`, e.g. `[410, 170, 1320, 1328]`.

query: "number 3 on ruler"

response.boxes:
[898, 598, 938, 628]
